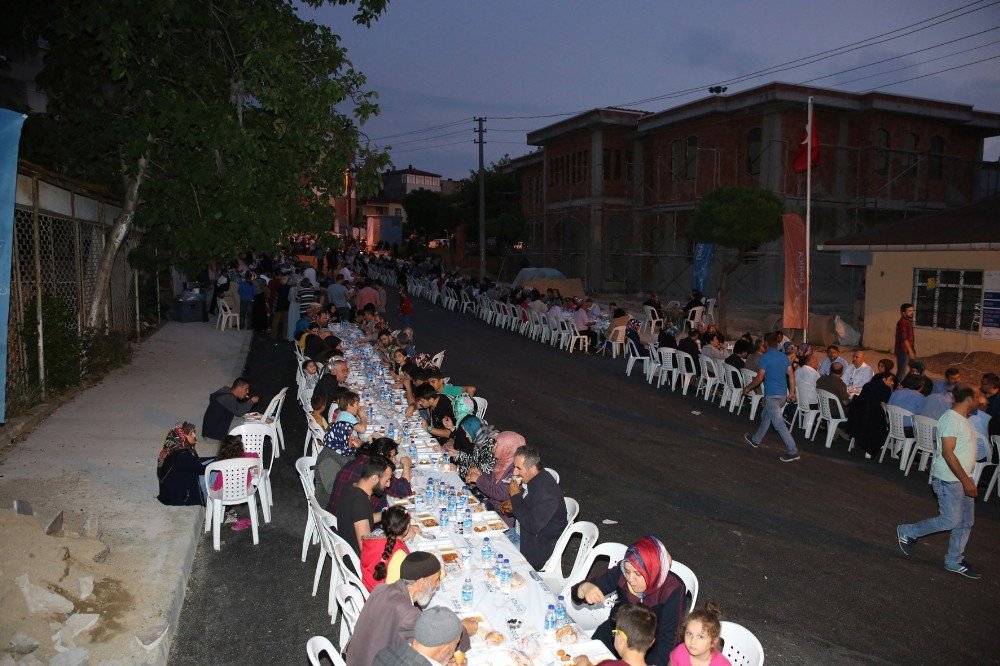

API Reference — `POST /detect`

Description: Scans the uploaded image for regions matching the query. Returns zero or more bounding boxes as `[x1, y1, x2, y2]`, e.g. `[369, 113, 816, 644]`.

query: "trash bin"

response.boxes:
[173, 295, 205, 323]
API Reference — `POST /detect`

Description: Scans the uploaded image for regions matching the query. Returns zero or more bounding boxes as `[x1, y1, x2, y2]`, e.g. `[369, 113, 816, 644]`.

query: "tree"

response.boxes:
[402, 189, 460, 239]
[687, 187, 784, 334]
[14, 0, 391, 329]
[452, 156, 525, 250]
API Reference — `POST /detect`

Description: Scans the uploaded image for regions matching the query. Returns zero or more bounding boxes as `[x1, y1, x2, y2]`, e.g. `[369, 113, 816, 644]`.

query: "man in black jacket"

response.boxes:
[201, 378, 259, 445]
[502, 445, 567, 569]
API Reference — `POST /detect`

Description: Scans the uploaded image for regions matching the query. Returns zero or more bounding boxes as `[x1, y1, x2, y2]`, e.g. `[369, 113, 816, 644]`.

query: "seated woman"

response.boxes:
[311, 393, 329, 431]
[156, 421, 206, 506]
[465, 431, 523, 529]
[571, 536, 686, 666]
[360, 505, 415, 591]
[624, 319, 650, 357]
[448, 416, 499, 479]
[847, 371, 895, 457]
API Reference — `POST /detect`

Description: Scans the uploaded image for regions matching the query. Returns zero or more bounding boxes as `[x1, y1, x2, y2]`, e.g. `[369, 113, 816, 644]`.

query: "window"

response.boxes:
[873, 128, 890, 175]
[603, 149, 611, 181]
[685, 136, 698, 180]
[903, 132, 918, 172]
[912, 268, 983, 332]
[612, 150, 621, 180]
[929, 135, 944, 179]
[746, 127, 763, 175]
[671, 139, 684, 182]
[394, 207, 402, 216]
[624, 151, 632, 183]
[582, 150, 589, 183]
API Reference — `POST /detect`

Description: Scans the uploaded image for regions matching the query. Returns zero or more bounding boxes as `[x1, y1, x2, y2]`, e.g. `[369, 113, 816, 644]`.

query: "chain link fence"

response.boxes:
[7, 163, 152, 418]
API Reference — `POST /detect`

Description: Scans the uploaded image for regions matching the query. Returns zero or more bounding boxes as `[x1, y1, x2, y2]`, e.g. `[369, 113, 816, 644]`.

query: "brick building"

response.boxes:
[508, 82, 1000, 313]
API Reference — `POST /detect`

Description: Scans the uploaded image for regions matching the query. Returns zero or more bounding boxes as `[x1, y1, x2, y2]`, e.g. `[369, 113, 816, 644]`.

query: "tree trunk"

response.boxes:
[85, 154, 148, 330]
[717, 249, 745, 337]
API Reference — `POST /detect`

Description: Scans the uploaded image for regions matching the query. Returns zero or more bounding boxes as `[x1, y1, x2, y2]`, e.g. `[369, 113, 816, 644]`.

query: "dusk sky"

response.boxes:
[302, 0, 1000, 178]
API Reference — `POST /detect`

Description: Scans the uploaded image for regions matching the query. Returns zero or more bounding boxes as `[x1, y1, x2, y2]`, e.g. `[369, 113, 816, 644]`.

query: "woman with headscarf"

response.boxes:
[465, 431, 524, 529]
[571, 536, 687, 665]
[624, 318, 650, 358]
[847, 370, 896, 457]
[156, 422, 206, 506]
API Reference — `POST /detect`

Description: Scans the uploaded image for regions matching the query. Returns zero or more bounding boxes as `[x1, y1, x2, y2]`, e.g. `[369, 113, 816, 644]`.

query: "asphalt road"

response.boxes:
[170, 295, 1000, 665]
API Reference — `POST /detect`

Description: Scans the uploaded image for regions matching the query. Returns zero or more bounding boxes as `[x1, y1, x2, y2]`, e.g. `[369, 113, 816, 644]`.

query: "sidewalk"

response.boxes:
[0, 322, 250, 665]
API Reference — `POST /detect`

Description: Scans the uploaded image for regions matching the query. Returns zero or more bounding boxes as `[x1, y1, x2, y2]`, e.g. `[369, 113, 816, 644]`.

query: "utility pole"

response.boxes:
[475, 117, 486, 280]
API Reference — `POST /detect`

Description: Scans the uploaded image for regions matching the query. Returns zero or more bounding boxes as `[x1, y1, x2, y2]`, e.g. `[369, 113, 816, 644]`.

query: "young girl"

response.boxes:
[208, 435, 260, 532]
[302, 360, 319, 390]
[359, 505, 413, 591]
[669, 602, 731, 666]
[311, 393, 329, 431]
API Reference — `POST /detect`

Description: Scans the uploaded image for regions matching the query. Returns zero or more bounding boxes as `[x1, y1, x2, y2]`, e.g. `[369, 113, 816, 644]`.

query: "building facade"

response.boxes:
[509, 83, 1000, 313]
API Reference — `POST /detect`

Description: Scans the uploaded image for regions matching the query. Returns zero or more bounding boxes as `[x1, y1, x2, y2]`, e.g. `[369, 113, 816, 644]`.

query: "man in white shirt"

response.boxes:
[572, 302, 597, 350]
[794, 353, 821, 408]
[819, 345, 842, 375]
[584, 297, 601, 321]
[842, 351, 874, 388]
[546, 299, 563, 329]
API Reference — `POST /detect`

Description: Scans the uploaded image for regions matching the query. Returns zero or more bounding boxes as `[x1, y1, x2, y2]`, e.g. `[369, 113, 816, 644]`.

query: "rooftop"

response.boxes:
[383, 165, 441, 178]
[818, 196, 1000, 251]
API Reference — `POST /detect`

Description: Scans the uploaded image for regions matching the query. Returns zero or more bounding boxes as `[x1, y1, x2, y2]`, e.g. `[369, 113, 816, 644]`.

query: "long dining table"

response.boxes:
[332, 322, 614, 666]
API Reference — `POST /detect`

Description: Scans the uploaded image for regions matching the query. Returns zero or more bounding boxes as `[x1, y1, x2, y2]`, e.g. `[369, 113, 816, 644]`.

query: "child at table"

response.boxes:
[302, 360, 319, 390]
[208, 434, 260, 532]
[360, 506, 413, 591]
[669, 602, 731, 666]
[572, 602, 658, 666]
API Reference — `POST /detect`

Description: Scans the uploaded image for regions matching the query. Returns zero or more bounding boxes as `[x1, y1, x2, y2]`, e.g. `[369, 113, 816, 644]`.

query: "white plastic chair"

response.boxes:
[722, 364, 747, 414]
[296, 456, 319, 562]
[334, 582, 366, 649]
[566, 322, 590, 354]
[672, 350, 697, 395]
[881, 405, 916, 469]
[812, 389, 851, 451]
[696, 356, 721, 402]
[311, 503, 341, 617]
[642, 306, 663, 336]
[546, 467, 561, 484]
[625, 339, 652, 378]
[333, 541, 369, 602]
[305, 414, 326, 458]
[740, 368, 765, 420]
[431, 350, 445, 368]
[216, 298, 240, 331]
[906, 415, 937, 478]
[973, 432, 995, 486]
[259, 387, 288, 458]
[473, 396, 488, 421]
[203, 458, 262, 551]
[720, 621, 765, 666]
[985, 435, 1000, 502]
[684, 306, 704, 332]
[605, 326, 625, 358]
[559, 542, 629, 635]
[565, 496, 579, 524]
[539, 521, 599, 595]
[654, 347, 677, 389]
[791, 382, 820, 437]
[702, 298, 717, 325]
[228, 423, 275, 523]
[306, 636, 346, 666]
[669, 559, 699, 612]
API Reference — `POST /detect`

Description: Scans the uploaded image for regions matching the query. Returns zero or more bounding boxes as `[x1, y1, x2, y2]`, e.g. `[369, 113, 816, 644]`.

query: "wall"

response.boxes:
[863, 250, 1000, 355]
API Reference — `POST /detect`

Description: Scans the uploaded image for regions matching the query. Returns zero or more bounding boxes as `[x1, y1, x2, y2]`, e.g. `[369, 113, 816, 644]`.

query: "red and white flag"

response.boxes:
[793, 122, 819, 174]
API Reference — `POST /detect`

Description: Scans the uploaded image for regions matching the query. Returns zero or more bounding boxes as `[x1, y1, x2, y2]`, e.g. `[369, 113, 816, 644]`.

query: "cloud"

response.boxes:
[670, 27, 763, 72]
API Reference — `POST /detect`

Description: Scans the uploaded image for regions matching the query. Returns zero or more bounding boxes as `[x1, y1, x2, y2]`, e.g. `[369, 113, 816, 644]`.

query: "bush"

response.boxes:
[23, 293, 83, 390]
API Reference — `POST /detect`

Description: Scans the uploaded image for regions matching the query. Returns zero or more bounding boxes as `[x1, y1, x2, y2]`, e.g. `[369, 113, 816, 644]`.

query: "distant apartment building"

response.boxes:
[507, 82, 1000, 311]
[379, 165, 442, 200]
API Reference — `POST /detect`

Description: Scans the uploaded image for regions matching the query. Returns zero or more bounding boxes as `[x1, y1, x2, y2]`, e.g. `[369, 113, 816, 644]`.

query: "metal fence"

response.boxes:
[7, 164, 143, 416]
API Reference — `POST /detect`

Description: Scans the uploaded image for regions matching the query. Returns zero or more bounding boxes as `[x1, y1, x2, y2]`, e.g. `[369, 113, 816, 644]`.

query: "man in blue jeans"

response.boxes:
[897, 384, 982, 579]
[742, 332, 800, 462]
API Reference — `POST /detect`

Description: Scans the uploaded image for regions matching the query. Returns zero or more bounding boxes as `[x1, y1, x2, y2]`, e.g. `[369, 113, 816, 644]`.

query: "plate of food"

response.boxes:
[415, 513, 440, 529]
[556, 640, 615, 665]
[439, 548, 460, 565]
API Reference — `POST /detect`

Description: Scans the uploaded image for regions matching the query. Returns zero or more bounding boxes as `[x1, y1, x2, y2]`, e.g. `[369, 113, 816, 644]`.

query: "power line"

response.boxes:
[821, 38, 1000, 87]
[385, 128, 470, 147]
[389, 139, 472, 155]
[371, 118, 471, 141]
[864, 52, 1000, 90]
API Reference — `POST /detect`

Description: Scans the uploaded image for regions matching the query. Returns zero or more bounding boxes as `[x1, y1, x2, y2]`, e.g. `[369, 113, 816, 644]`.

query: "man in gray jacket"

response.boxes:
[201, 378, 259, 446]
[373, 607, 464, 666]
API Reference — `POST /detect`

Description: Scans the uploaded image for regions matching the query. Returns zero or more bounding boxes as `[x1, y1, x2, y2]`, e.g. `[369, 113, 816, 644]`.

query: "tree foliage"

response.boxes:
[402, 188, 460, 239]
[687, 187, 784, 249]
[14, 0, 391, 282]
[451, 156, 526, 248]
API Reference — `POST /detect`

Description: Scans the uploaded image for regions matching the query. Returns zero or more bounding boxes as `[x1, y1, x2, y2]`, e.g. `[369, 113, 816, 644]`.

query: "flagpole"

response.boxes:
[804, 96, 813, 345]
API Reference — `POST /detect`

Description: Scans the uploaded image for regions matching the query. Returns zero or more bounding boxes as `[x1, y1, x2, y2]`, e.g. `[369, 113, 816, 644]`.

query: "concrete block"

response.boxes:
[14, 575, 73, 614]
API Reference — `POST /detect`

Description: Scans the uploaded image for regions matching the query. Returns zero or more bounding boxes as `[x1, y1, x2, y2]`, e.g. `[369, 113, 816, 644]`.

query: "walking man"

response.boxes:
[742, 332, 799, 462]
[895, 303, 916, 384]
[897, 384, 982, 579]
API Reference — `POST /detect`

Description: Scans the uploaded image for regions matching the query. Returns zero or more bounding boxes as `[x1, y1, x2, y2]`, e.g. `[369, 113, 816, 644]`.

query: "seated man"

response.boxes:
[921, 387, 954, 421]
[642, 292, 663, 319]
[329, 437, 412, 514]
[502, 445, 568, 570]
[677, 328, 701, 375]
[425, 366, 476, 398]
[414, 383, 457, 445]
[701, 333, 727, 362]
[373, 607, 466, 666]
[346, 552, 473, 666]
[571, 300, 597, 350]
[816, 361, 850, 413]
[334, 455, 392, 555]
[725, 338, 751, 370]
[842, 351, 874, 389]
[584, 297, 602, 321]
[933, 367, 962, 395]
[818, 345, 842, 376]
[201, 377, 259, 446]
[888, 374, 927, 430]
[303, 327, 342, 364]
[314, 359, 349, 408]
[906, 360, 935, 396]
[294, 303, 321, 337]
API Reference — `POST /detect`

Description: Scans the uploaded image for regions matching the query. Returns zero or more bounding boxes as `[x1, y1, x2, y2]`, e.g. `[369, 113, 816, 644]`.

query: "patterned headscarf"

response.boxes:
[492, 431, 526, 481]
[157, 421, 197, 468]
[622, 536, 672, 596]
[625, 318, 642, 333]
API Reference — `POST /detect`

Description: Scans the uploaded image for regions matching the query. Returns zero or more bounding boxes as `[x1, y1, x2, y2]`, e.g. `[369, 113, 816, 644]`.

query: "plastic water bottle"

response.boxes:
[480, 537, 492, 564]
[463, 509, 473, 534]
[545, 604, 557, 632]
[461, 578, 474, 607]
[447, 493, 457, 514]
[500, 559, 512, 594]
[555, 595, 567, 626]
[438, 484, 447, 502]
[494, 554, 504, 577]
[387, 422, 395, 439]
[407, 440, 417, 460]
[424, 481, 435, 505]
[439, 506, 449, 527]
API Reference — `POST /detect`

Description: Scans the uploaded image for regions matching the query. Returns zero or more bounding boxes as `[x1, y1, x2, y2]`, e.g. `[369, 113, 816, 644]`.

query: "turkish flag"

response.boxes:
[793, 124, 819, 173]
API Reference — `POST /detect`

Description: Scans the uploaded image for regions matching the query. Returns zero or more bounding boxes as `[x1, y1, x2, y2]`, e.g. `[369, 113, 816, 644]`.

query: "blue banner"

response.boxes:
[691, 242, 714, 294]
[0, 109, 26, 423]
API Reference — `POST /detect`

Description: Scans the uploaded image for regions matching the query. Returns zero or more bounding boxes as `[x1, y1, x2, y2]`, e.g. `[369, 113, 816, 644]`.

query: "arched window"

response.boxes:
[929, 135, 944, 179]
[686, 136, 698, 180]
[903, 132, 918, 171]
[671, 139, 684, 182]
[873, 128, 890, 175]
[746, 127, 763, 175]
